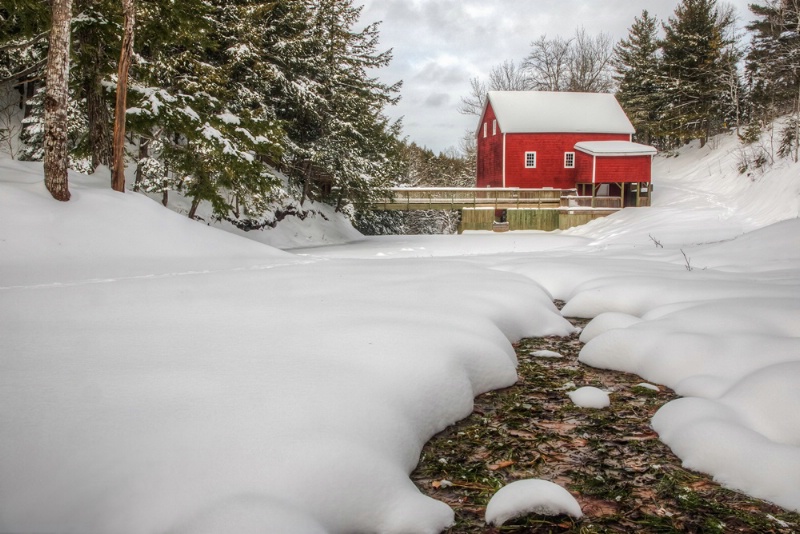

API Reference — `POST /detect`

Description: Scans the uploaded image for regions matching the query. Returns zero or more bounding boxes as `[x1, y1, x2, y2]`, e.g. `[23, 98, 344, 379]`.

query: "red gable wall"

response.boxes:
[476, 103, 504, 187]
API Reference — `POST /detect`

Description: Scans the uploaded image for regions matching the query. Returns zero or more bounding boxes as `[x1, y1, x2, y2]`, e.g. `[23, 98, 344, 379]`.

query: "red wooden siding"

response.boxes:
[503, 133, 629, 189]
[476, 104, 504, 187]
[574, 151, 594, 183]
[476, 103, 653, 189]
[573, 153, 652, 184]
[593, 155, 652, 183]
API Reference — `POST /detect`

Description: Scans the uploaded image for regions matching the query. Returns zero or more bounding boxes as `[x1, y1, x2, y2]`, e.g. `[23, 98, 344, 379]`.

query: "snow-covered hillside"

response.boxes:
[1, 128, 799, 532]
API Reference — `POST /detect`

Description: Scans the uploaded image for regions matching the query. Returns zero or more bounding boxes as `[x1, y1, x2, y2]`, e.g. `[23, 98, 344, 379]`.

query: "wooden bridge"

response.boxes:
[371, 187, 633, 211]
[368, 187, 650, 232]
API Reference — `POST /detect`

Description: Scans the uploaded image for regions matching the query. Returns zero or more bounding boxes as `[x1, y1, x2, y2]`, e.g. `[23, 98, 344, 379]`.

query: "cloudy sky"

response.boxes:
[358, 0, 753, 154]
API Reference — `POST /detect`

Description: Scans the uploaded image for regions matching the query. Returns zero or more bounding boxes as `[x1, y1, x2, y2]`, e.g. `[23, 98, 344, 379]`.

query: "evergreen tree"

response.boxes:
[1, 0, 52, 160]
[660, 0, 735, 146]
[5, 0, 404, 222]
[746, 0, 800, 144]
[273, 0, 402, 211]
[613, 10, 662, 146]
[129, 0, 284, 220]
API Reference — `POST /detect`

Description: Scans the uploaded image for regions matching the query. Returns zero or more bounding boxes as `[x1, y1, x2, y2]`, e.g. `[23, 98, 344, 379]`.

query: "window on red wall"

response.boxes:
[525, 152, 537, 168]
[492, 120, 497, 135]
[564, 152, 575, 168]
[483, 123, 487, 138]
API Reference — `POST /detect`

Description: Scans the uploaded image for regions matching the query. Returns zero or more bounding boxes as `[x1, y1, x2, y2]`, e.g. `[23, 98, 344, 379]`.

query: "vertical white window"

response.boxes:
[525, 151, 537, 168]
[492, 119, 497, 135]
[483, 123, 487, 138]
[564, 152, 575, 168]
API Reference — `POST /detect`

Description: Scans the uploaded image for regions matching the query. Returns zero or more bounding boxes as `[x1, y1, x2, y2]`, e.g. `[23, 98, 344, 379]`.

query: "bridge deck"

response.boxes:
[371, 188, 626, 211]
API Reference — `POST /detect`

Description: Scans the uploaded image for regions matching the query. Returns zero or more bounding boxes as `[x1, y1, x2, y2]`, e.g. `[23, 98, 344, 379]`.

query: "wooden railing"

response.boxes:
[373, 188, 570, 211]
[560, 196, 622, 209]
[368, 187, 652, 211]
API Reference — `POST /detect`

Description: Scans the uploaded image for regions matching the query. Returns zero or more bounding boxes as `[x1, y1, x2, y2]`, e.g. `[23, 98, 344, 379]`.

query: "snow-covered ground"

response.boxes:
[1, 128, 799, 532]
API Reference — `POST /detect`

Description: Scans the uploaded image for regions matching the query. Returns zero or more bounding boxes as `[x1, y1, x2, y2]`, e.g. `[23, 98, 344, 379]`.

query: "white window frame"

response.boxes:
[492, 119, 497, 135]
[564, 151, 575, 168]
[524, 151, 537, 169]
[483, 123, 487, 138]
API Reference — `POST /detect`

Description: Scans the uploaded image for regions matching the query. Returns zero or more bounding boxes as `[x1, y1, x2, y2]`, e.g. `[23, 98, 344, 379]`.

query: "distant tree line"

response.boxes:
[1, 0, 405, 221]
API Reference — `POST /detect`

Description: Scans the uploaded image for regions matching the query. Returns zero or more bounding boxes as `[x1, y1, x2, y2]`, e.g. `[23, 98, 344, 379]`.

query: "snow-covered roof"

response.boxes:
[574, 141, 657, 156]
[483, 91, 635, 135]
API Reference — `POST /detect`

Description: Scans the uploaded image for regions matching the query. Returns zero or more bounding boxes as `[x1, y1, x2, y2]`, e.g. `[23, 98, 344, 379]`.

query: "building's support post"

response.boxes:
[502, 133, 507, 187]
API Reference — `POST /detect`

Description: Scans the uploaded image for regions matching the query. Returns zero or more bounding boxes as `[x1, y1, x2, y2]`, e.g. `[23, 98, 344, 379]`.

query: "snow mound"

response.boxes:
[652, 362, 800, 511]
[0, 159, 293, 288]
[530, 349, 562, 358]
[579, 312, 642, 343]
[485, 479, 583, 526]
[568, 387, 610, 409]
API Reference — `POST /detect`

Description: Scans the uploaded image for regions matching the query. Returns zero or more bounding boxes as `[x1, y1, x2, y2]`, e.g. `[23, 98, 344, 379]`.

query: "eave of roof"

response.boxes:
[574, 140, 657, 156]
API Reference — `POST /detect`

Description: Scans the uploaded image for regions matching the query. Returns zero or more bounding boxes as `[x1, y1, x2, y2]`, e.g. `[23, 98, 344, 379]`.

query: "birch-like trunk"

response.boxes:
[43, 0, 73, 202]
[111, 0, 135, 192]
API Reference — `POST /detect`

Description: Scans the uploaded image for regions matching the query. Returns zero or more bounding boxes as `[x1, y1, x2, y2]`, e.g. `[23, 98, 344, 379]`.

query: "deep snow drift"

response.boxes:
[1, 128, 800, 532]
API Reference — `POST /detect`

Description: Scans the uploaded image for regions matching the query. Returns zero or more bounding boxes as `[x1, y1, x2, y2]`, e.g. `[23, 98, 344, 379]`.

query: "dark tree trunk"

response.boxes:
[188, 197, 201, 219]
[86, 71, 112, 170]
[111, 0, 135, 192]
[76, 12, 113, 172]
[133, 137, 148, 191]
[43, 0, 72, 202]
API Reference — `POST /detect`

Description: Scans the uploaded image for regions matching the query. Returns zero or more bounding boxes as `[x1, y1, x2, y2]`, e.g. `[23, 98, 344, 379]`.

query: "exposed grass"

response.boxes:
[412, 311, 800, 533]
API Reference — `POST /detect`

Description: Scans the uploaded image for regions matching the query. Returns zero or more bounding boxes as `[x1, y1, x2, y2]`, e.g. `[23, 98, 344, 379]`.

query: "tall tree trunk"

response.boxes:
[76, 9, 112, 172]
[111, 0, 135, 192]
[43, 0, 73, 202]
[86, 70, 112, 170]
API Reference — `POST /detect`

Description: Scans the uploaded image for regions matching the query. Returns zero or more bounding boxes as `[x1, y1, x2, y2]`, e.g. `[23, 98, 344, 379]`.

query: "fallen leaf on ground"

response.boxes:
[488, 460, 514, 470]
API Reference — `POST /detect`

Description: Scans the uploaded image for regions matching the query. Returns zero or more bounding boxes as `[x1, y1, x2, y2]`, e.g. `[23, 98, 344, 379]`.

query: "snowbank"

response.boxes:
[0, 160, 575, 533]
[2, 121, 800, 532]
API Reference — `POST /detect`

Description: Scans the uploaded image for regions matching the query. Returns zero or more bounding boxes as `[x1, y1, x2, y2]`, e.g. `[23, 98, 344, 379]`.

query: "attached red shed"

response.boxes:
[476, 91, 656, 206]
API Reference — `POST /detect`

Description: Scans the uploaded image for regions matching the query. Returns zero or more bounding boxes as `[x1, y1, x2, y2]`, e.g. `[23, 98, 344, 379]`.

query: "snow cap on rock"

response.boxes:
[485, 479, 583, 526]
[568, 386, 611, 409]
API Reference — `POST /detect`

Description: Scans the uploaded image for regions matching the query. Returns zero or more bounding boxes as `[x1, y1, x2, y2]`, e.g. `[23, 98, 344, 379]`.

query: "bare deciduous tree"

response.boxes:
[458, 60, 530, 115]
[567, 27, 615, 92]
[522, 28, 615, 93]
[523, 34, 572, 91]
